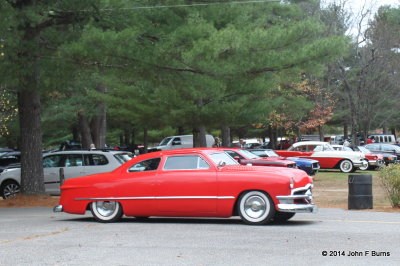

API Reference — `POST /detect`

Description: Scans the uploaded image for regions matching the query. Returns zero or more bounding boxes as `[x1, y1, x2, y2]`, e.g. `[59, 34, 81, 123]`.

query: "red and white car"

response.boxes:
[54, 148, 316, 225]
[331, 145, 384, 170]
[274, 141, 367, 173]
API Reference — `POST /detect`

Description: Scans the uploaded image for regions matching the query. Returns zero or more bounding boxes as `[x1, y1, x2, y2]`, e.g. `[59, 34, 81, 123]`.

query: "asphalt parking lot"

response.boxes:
[0, 207, 399, 266]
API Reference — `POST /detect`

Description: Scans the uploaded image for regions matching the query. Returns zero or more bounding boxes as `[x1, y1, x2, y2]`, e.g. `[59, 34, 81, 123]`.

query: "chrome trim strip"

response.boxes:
[75, 196, 235, 201]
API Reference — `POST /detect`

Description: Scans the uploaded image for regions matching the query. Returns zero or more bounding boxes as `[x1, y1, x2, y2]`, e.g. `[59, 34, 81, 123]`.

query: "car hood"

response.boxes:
[220, 165, 310, 184]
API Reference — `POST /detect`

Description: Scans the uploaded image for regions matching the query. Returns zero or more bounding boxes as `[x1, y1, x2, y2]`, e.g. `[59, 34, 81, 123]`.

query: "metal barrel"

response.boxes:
[348, 174, 373, 209]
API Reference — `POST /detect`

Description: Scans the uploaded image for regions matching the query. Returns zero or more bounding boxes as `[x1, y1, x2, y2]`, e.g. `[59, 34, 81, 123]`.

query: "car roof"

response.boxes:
[46, 150, 130, 155]
[291, 141, 329, 147]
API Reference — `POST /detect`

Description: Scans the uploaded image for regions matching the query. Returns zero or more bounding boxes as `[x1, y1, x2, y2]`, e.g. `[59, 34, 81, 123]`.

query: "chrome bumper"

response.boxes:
[277, 203, 317, 213]
[369, 159, 384, 167]
[276, 184, 317, 213]
[53, 205, 63, 213]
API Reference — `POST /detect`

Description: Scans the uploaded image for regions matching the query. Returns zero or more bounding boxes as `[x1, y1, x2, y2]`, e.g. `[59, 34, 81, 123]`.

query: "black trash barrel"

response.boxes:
[348, 174, 373, 209]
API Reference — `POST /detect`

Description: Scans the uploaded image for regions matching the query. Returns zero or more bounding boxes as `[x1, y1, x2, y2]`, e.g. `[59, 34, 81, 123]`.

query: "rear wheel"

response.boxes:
[237, 191, 275, 225]
[90, 201, 123, 223]
[339, 159, 354, 173]
[0, 180, 20, 199]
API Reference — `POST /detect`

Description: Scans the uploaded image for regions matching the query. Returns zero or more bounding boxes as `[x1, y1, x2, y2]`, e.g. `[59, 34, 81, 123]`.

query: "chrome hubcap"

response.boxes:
[244, 195, 266, 219]
[4, 184, 20, 198]
[95, 201, 117, 217]
[342, 162, 351, 171]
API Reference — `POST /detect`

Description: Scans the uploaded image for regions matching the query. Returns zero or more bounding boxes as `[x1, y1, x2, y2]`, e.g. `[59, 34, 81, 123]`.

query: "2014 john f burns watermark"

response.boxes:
[322, 250, 391, 257]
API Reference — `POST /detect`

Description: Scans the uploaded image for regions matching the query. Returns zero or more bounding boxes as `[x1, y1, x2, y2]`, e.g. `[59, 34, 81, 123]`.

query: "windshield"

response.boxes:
[264, 150, 279, 157]
[239, 149, 260, 159]
[357, 146, 370, 153]
[209, 152, 239, 166]
[159, 137, 172, 146]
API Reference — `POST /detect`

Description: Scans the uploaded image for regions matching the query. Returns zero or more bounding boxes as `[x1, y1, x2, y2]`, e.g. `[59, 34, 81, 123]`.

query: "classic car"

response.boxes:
[274, 141, 367, 173]
[54, 148, 317, 225]
[0, 150, 133, 199]
[365, 143, 400, 161]
[248, 149, 320, 176]
[331, 145, 384, 170]
[220, 148, 297, 169]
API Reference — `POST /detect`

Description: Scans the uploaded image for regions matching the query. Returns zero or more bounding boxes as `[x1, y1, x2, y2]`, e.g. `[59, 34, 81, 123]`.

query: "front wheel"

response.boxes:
[0, 180, 20, 199]
[359, 160, 369, 171]
[237, 191, 275, 225]
[339, 159, 354, 173]
[90, 201, 123, 223]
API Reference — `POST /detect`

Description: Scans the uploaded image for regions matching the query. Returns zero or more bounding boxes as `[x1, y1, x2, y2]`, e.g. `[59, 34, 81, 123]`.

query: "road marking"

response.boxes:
[0, 227, 69, 245]
[296, 219, 400, 224]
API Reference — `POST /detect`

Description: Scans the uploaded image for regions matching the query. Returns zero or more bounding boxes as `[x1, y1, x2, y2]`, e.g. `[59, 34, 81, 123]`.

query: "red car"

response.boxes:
[54, 148, 316, 225]
[221, 148, 297, 168]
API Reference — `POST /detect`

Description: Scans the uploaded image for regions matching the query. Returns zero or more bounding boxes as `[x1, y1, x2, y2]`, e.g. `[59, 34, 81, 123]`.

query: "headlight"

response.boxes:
[290, 177, 295, 189]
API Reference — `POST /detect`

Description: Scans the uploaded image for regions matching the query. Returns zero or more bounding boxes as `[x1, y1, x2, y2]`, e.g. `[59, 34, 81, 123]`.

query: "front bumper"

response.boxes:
[53, 205, 63, 212]
[276, 184, 317, 213]
[369, 159, 384, 167]
[353, 159, 368, 168]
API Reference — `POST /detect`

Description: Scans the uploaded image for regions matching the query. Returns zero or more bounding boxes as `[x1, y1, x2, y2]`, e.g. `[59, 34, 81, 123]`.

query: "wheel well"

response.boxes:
[85, 201, 125, 214]
[0, 179, 20, 187]
[232, 189, 271, 216]
[334, 159, 351, 169]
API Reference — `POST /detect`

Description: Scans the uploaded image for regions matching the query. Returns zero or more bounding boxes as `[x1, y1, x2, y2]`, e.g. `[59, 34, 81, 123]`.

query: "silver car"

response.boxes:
[0, 150, 133, 199]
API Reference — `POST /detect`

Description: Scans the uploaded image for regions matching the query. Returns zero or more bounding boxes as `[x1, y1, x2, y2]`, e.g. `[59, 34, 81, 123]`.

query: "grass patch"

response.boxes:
[313, 170, 398, 212]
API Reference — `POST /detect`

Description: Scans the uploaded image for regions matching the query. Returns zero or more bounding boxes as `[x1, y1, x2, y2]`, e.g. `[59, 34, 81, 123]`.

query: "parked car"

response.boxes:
[53, 148, 316, 224]
[148, 134, 215, 152]
[0, 148, 14, 157]
[248, 149, 320, 176]
[0, 151, 21, 174]
[0, 150, 134, 199]
[364, 143, 400, 162]
[220, 148, 297, 169]
[331, 145, 384, 170]
[274, 141, 367, 173]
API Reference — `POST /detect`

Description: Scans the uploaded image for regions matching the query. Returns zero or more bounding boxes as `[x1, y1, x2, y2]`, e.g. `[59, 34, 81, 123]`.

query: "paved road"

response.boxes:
[0, 207, 399, 266]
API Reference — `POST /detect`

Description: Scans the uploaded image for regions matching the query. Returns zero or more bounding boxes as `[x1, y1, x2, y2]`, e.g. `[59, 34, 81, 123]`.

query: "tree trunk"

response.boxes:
[177, 126, 184, 135]
[78, 111, 93, 149]
[71, 124, 80, 142]
[143, 127, 148, 153]
[318, 125, 324, 141]
[18, 89, 45, 196]
[343, 122, 348, 139]
[90, 84, 107, 148]
[221, 126, 231, 147]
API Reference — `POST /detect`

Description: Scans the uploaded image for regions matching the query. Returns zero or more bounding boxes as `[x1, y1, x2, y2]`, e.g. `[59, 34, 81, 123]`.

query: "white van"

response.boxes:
[368, 134, 396, 144]
[150, 135, 215, 151]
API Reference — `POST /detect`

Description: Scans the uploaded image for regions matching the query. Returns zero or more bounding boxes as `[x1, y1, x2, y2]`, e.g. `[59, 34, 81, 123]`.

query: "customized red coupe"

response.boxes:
[54, 148, 316, 225]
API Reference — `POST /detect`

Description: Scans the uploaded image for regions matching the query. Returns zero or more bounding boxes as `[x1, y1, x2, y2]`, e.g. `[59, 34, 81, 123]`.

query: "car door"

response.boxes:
[43, 154, 65, 195]
[45, 153, 85, 195]
[156, 155, 217, 214]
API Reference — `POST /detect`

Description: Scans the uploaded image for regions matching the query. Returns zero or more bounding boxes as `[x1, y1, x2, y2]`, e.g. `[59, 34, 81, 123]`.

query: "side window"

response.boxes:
[313, 146, 323, 152]
[129, 158, 161, 172]
[64, 154, 84, 167]
[225, 151, 244, 159]
[163, 155, 210, 170]
[84, 154, 109, 166]
[43, 155, 63, 168]
[172, 137, 182, 146]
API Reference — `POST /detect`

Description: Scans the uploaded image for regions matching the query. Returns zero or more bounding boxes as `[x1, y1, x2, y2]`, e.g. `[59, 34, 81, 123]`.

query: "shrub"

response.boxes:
[378, 164, 400, 208]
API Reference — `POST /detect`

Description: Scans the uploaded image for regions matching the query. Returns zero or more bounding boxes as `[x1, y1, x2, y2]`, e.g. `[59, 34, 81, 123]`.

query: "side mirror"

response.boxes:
[172, 140, 181, 145]
[129, 166, 146, 172]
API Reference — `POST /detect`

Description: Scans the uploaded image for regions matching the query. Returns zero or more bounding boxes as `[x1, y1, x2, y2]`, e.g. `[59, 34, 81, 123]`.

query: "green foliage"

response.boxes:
[378, 164, 400, 208]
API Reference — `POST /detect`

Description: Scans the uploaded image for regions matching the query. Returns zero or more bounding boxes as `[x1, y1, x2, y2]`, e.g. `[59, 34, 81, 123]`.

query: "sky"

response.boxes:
[323, 0, 400, 37]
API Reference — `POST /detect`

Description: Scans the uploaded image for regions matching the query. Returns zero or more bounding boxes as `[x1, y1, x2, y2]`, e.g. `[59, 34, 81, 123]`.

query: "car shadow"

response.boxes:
[57, 216, 316, 226]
